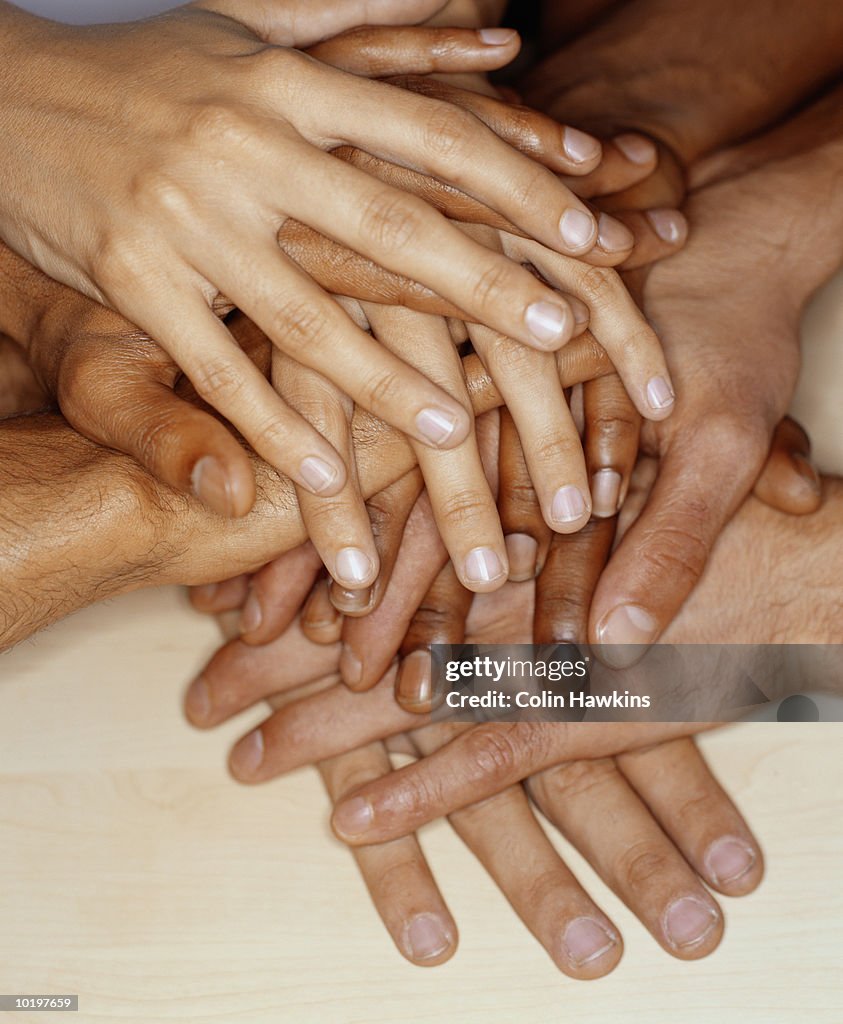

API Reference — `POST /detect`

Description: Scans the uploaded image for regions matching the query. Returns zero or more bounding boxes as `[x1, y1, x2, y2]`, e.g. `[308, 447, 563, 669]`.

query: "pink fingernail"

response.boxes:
[614, 133, 657, 165]
[551, 485, 588, 524]
[597, 213, 634, 253]
[464, 547, 506, 585]
[478, 27, 517, 45]
[239, 591, 263, 635]
[505, 533, 539, 582]
[646, 208, 688, 245]
[646, 375, 675, 411]
[525, 301, 572, 346]
[231, 728, 264, 778]
[563, 126, 601, 164]
[559, 209, 597, 251]
[663, 896, 718, 950]
[185, 677, 211, 723]
[335, 547, 375, 587]
[564, 917, 618, 967]
[416, 407, 460, 447]
[299, 456, 338, 494]
[340, 646, 363, 687]
[705, 836, 756, 886]
[192, 456, 234, 516]
[333, 796, 373, 837]
[591, 469, 622, 518]
[405, 914, 452, 960]
[595, 603, 658, 665]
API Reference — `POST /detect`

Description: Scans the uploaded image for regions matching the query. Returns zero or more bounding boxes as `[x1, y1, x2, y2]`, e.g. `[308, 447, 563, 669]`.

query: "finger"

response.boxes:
[618, 738, 764, 897]
[559, 134, 658, 198]
[267, 140, 579, 351]
[470, 322, 592, 534]
[125, 286, 350, 496]
[184, 618, 340, 730]
[319, 740, 457, 966]
[239, 542, 323, 644]
[613, 209, 689, 271]
[278, 219, 465, 318]
[396, 562, 473, 713]
[505, 235, 675, 422]
[412, 726, 622, 978]
[308, 25, 520, 77]
[189, 575, 252, 615]
[583, 373, 641, 519]
[230, 670, 422, 783]
[194, 237, 474, 452]
[340, 491, 448, 691]
[273, 351, 379, 591]
[57, 326, 258, 517]
[301, 577, 345, 645]
[365, 304, 507, 592]
[331, 721, 704, 844]
[535, 519, 616, 644]
[331, 468, 424, 617]
[528, 755, 724, 959]
[387, 75, 603, 176]
[753, 416, 822, 514]
[589, 421, 768, 664]
[497, 407, 553, 581]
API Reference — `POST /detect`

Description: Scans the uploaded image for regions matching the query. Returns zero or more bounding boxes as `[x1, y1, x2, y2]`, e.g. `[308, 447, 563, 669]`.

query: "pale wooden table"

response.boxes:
[1, 275, 842, 1024]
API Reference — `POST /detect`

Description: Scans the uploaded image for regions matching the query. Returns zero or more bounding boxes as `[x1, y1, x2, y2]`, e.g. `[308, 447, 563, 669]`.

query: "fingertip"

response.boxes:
[703, 835, 765, 896]
[644, 376, 676, 419]
[561, 126, 602, 172]
[525, 299, 575, 350]
[415, 404, 472, 449]
[613, 133, 658, 168]
[298, 454, 346, 496]
[192, 454, 255, 518]
[228, 727, 265, 783]
[331, 794, 375, 843]
[645, 208, 689, 247]
[402, 913, 458, 966]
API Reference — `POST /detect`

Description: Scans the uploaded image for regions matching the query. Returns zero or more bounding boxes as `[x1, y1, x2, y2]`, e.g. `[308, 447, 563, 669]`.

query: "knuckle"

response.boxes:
[422, 102, 476, 163]
[191, 358, 245, 405]
[532, 432, 582, 467]
[358, 191, 425, 253]
[185, 102, 254, 153]
[463, 723, 528, 784]
[588, 411, 639, 443]
[616, 841, 672, 891]
[437, 486, 490, 528]
[537, 758, 615, 803]
[672, 789, 721, 832]
[90, 236, 151, 293]
[486, 335, 535, 375]
[273, 298, 333, 354]
[508, 165, 551, 215]
[362, 368, 404, 411]
[577, 265, 620, 306]
[469, 261, 515, 311]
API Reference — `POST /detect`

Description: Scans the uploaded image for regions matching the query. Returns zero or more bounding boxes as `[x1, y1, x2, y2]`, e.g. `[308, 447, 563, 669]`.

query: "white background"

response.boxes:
[13, 0, 182, 23]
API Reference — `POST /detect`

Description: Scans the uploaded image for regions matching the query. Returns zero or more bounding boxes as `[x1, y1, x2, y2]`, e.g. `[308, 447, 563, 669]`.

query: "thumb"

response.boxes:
[195, 0, 449, 47]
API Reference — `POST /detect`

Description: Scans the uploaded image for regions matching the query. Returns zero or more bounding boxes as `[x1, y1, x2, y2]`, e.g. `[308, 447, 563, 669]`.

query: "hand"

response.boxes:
[0, 0, 631, 493]
[320, 723, 763, 972]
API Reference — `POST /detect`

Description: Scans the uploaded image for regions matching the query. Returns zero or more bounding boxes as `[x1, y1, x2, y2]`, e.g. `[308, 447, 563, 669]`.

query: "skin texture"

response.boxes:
[0, 0, 659, 501]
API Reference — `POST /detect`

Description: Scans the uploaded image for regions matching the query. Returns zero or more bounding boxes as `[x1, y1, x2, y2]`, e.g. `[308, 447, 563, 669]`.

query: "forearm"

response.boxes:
[523, 0, 843, 164]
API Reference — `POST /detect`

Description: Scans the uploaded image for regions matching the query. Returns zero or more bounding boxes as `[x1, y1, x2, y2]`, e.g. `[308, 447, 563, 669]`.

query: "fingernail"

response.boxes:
[396, 650, 433, 710]
[646, 375, 675, 411]
[567, 295, 590, 329]
[563, 917, 618, 967]
[299, 455, 339, 494]
[463, 547, 506, 585]
[551, 484, 588, 524]
[792, 452, 822, 493]
[333, 795, 373, 837]
[705, 836, 756, 886]
[663, 896, 718, 950]
[646, 208, 688, 245]
[340, 645, 363, 687]
[416, 407, 460, 447]
[330, 583, 373, 616]
[559, 209, 597, 251]
[192, 456, 234, 516]
[185, 676, 211, 723]
[562, 126, 601, 164]
[239, 590, 262, 635]
[505, 533, 539, 581]
[613, 132, 657, 165]
[525, 300, 572, 346]
[191, 583, 219, 605]
[478, 27, 517, 45]
[335, 547, 375, 587]
[405, 914, 452, 960]
[595, 603, 659, 662]
[591, 469, 622, 518]
[597, 213, 634, 253]
[230, 728, 264, 778]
